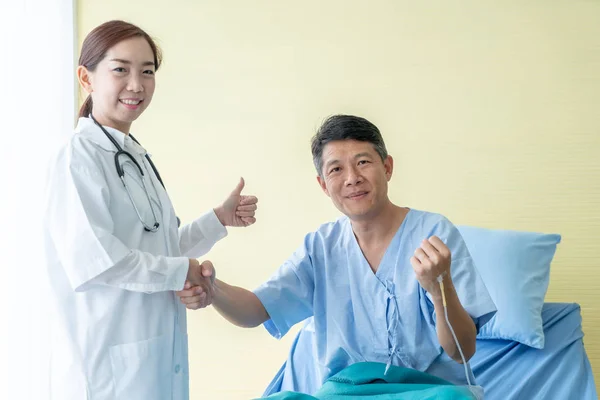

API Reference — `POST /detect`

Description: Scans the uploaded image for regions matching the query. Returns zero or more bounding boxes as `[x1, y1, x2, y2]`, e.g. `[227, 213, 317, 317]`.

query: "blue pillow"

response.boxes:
[457, 226, 561, 349]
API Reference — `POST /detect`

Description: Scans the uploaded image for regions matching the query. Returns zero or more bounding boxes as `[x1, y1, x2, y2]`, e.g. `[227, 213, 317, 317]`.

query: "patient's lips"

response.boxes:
[347, 191, 369, 200]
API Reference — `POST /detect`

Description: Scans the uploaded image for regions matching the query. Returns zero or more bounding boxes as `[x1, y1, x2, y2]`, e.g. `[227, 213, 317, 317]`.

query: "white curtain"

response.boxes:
[0, 1, 76, 399]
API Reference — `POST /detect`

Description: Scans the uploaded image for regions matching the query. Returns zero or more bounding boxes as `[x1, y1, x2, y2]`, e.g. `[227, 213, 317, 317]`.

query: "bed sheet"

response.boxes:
[471, 303, 597, 400]
[262, 303, 597, 399]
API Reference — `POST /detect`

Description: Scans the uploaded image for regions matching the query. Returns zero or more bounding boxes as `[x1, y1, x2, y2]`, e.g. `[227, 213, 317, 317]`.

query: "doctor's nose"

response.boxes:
[127, 74, 144, 93]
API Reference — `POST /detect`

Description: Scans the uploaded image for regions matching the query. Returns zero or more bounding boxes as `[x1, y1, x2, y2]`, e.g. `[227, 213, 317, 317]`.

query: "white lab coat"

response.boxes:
[43, 117, 227, 400]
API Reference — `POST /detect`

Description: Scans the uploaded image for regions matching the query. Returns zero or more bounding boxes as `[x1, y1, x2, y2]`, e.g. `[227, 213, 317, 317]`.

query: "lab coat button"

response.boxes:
[174, 364, 181, 374]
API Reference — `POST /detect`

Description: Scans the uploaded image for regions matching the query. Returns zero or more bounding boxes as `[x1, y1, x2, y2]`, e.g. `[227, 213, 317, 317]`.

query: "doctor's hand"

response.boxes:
[214, 177, 258, 228]
[410, 236, 452, 299]
[176, 260, 216, 310]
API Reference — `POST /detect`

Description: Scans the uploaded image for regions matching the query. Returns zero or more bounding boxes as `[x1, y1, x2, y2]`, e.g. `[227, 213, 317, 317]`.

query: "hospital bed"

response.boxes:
[262, 302, 597, 399]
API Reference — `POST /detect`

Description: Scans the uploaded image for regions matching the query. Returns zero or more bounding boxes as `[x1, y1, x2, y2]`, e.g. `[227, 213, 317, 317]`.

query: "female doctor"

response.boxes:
[43, 20, 257, 400]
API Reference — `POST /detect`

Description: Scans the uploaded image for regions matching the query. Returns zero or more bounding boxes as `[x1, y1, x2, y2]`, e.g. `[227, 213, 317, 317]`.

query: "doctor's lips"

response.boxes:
[119, 98, 144, 109]
[346, 191, 369, 199]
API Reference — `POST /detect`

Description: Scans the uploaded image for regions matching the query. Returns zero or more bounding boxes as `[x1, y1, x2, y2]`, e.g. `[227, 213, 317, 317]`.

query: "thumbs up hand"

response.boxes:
[214, 177, 258, 227]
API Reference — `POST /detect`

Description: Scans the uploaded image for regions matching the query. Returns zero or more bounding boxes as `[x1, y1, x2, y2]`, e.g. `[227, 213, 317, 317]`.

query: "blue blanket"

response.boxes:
[260, 362, 478, 399]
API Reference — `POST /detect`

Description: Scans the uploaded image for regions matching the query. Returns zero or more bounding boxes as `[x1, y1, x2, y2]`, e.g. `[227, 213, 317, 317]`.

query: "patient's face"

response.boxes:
[317, 139, 393, 220]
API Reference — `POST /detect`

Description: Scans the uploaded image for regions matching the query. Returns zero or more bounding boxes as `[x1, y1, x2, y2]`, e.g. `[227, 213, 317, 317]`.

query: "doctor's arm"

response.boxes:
[179, 178, 258, 258]
[46, 162, 201, 293]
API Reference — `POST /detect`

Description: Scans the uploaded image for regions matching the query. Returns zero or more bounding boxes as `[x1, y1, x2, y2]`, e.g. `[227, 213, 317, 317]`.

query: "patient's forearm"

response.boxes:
[431, 281, 477, 363]
[213, 279, 269, 328]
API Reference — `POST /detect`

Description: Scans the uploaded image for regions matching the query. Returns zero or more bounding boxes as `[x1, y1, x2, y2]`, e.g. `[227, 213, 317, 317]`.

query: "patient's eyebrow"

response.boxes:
[324, 159, 340, 169]
[324, 153, 374, 170]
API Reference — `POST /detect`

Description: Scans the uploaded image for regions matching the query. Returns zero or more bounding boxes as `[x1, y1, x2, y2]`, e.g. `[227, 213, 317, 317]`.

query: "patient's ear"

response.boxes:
[384, 155, 394, 181]
[317, 175, 330, 197]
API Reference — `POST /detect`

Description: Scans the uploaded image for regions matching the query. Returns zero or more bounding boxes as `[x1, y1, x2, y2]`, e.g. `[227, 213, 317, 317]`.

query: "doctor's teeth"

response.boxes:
[121, 99, 141, 105]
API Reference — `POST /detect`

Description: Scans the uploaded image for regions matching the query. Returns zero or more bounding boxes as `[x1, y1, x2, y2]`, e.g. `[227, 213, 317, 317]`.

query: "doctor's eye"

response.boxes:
[328, 167, 341, 175]
[113, 67, 127, 73]
[358, 160, 371, 165]
[143, 69, 155, 75]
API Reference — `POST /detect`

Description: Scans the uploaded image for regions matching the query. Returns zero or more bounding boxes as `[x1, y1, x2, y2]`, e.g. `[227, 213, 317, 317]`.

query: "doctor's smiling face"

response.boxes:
[76, 21, 162, 134]
[313, 115, 393, 221]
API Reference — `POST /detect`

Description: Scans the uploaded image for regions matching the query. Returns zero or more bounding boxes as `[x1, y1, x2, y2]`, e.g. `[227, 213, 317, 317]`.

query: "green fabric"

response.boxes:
[260, 362, 477, 400]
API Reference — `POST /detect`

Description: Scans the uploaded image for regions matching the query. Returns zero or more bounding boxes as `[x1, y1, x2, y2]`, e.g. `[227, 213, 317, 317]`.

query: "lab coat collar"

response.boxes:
[75, 117, 131, 153]
[127, 136, 149, 156]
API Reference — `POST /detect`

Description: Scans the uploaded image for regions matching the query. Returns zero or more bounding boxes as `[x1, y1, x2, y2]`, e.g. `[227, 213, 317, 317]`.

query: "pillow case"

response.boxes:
[457, 225, 561, 349]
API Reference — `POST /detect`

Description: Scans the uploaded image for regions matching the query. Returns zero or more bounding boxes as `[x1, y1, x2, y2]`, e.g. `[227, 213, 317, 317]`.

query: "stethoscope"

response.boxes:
[90, 115, 180, 232]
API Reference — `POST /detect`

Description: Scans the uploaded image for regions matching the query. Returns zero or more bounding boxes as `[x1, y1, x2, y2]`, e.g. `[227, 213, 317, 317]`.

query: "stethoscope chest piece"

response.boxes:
[91, 115, 180, 232]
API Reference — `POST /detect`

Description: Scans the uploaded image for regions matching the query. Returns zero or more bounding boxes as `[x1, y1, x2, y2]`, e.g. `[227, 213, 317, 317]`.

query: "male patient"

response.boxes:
[178, 115, 496, 393]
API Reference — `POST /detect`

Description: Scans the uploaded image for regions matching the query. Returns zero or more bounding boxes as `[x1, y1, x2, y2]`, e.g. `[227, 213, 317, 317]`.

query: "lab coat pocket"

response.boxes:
[109, 334, 172, 400]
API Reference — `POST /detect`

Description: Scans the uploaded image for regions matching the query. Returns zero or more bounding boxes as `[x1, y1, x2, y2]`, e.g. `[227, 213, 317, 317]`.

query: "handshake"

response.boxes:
[176, 259, 216, 310]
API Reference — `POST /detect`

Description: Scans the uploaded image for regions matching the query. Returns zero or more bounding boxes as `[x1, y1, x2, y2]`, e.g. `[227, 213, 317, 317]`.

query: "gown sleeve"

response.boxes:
[253, 234, 316, 339]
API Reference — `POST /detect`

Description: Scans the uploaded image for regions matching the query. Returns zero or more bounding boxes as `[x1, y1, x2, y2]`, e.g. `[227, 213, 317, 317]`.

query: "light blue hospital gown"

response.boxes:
[254, 209, 496, 391]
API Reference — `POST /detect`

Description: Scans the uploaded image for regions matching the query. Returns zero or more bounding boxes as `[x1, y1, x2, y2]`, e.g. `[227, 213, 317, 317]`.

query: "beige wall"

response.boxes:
[78, 1, 600, 397]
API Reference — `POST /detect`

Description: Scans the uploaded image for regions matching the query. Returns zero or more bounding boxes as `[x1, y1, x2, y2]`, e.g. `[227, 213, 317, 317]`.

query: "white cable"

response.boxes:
[437, 274, 475, 389]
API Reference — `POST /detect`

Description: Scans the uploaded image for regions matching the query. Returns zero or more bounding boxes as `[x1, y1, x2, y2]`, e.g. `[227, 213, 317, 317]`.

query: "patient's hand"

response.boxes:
[410, 236, 451, 299]
[177, 260, 216, 310]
